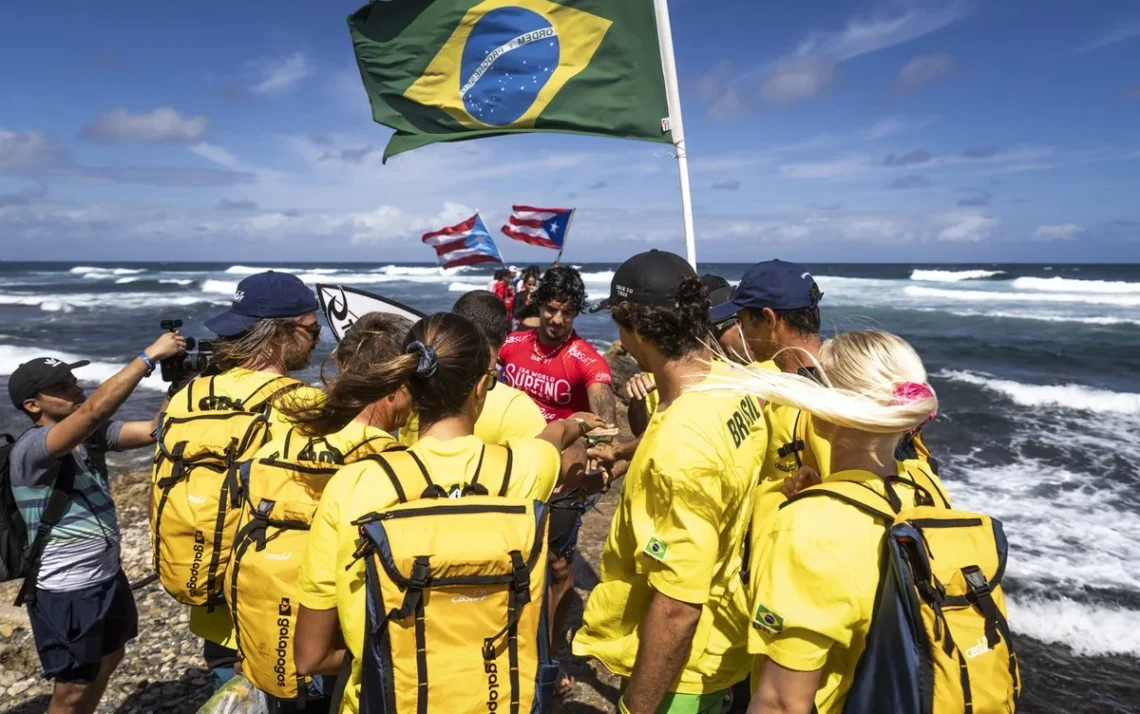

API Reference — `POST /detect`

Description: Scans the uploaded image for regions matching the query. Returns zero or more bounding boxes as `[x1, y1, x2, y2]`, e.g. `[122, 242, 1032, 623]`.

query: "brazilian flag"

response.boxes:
[348, 0, 673, 160]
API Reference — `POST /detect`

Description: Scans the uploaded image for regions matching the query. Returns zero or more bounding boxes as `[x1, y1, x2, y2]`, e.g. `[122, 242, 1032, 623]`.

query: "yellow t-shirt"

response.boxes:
[753, 405, 833, 532]
[572, 363, 766, 695]
[642, 372, 660, 418]
[167, 368, 326, 650]
[398, 382, 546, 447]
[747, 468, 951, 713]
[297, 434, 560, 714]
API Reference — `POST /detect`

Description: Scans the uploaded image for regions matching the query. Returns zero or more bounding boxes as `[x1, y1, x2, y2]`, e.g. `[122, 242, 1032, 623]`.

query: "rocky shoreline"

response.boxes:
[1, 346, 1137, 713]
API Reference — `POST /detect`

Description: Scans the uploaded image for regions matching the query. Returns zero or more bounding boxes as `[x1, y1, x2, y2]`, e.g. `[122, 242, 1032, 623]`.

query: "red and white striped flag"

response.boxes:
[500, 206, 575, 251]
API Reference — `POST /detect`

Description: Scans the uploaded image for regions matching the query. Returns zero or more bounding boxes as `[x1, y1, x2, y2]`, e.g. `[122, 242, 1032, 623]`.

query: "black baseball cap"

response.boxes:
[8, 357, 90, 410]
[700, 274, 735, 315]
[205, 271, 319, 337]
[590, 249, 697, 312]
[709, 259, 823, 322]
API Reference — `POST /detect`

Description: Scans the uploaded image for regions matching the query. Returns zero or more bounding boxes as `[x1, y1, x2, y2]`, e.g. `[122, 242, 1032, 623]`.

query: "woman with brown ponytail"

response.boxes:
[290, 312, 606, 714]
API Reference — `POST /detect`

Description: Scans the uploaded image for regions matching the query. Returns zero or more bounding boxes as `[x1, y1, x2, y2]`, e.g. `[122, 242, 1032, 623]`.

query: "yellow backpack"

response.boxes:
[227, 427, 400, 701]
[150, 374, 301, 607]
[350, 446, 557, 714]
[782, 476, 1021, 714]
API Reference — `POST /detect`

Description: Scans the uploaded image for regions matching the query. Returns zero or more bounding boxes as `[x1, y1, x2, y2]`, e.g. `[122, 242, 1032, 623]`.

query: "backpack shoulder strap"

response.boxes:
[14, 455, 76, 606]
[776, 409, 807, 468]
[368, 451, 435, 504]
[782, 480, 897, 523]
[245, 376, 303, 412]
[342, 434, 400, 462]
[465, 444, 511, 497]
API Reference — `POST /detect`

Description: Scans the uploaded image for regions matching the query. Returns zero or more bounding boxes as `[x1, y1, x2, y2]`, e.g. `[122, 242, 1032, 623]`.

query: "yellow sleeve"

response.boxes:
[639, 439, 723, 605]
[297, 469, 347, 610]
[497, 394, 547, 443]
[747, 518, 858, 671]
[502, 438, 560, 502]
[398, 412, 420, 447]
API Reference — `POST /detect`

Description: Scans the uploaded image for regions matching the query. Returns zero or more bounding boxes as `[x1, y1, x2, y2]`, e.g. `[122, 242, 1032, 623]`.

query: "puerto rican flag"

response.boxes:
[500, 206, 575, 250]
[422, 213, 505, 269]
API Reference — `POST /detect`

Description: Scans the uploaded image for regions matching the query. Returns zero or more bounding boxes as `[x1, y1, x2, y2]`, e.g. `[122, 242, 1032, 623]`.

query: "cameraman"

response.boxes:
[7, 333, 186, 714]
[165, 270, 326, 686]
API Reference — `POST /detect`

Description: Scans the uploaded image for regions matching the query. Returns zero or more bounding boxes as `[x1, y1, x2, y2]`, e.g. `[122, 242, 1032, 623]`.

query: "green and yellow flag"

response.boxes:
[348, 0, 673, 160]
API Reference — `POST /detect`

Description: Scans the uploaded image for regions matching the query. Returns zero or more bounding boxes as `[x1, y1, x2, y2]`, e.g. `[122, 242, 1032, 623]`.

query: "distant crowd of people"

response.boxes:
[3, 254, 1018, 714]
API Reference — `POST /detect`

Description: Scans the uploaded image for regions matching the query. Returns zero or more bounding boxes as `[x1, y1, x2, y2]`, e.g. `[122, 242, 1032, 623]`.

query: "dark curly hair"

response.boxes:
[610, 278, 710, 359]
[532, 266, 587, 315]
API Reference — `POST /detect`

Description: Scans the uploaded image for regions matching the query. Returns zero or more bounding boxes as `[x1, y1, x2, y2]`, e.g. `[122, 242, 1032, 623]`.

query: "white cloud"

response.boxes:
[867, 117, 908, 140]
[1071, 26, 1140, 54]
[1033, 223, 1087, 240]
[938, 212, 999, 242]
[699, 3, 966, 114]
[779, 155, 871, 179]
[0, 129, 67, 168]
[249, 52, 313, 95]
[759, 57, 837, 105]
[894, 53, 956, 95]
[347, 202, 476, 244]
[793, 3, 967, 61]
[80, 107, 208, 144]
[189, 143, 239, 169]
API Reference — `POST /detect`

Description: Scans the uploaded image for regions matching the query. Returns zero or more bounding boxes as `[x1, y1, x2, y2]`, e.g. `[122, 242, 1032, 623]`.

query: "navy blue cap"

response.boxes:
[709, 260, 823, 322]
[205, 271, 319, 337]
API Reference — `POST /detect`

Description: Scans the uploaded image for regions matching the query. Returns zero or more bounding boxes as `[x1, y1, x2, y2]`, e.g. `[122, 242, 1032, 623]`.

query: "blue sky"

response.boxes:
[1, 0, 1138, 263]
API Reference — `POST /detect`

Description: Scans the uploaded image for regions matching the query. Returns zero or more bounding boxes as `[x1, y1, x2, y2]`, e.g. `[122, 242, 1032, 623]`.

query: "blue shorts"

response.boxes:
[27, 570, 139, 683]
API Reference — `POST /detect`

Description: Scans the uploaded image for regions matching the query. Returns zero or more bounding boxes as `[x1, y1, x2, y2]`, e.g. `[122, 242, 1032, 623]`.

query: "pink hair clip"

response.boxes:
[892, 381, 937, 426]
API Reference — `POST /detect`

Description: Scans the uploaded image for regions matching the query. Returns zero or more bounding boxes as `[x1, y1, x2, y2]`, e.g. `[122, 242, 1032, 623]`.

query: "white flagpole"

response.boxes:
[652, 0, 698, 269]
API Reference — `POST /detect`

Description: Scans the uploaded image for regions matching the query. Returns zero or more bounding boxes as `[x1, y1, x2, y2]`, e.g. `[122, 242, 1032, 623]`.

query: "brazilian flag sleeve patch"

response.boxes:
[752, 605, 784, 634]
[642, 536, 668, 562]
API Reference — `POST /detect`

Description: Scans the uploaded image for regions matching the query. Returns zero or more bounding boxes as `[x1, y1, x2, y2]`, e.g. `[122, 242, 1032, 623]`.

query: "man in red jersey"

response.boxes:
[498, 265, 615, 698]
[499, 266, 615, 424]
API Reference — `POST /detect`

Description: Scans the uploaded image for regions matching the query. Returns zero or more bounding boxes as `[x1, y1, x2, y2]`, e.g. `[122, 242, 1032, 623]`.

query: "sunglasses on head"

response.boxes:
[297, 322, 321, 340]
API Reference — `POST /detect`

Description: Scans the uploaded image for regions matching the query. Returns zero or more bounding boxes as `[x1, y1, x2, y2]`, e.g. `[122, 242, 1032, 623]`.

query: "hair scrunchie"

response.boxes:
[406, 341, 439, 379]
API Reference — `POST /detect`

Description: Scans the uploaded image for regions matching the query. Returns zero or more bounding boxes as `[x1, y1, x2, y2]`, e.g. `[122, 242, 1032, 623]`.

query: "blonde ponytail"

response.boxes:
[694, 329, 936, 435]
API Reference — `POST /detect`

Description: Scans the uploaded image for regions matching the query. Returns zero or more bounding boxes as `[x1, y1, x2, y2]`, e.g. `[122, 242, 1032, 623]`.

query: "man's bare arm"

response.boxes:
[44, 335, 185, 459]
[621, 590, 702, 714]
[748, 658, 822, 714]
[114, 398, 172, 450]
[295, 606, 345, 676]
[587, 382, 616, 426]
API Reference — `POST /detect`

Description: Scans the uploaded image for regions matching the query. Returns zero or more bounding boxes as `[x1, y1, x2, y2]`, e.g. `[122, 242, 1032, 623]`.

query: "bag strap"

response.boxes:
[245, 376, 303, 413]
[782, 479, 897, 523]
[369, 451, 435, 504]
[776, 409, 807, 468]
[14, 455, 77, 606]
[328, 650, 354, 714]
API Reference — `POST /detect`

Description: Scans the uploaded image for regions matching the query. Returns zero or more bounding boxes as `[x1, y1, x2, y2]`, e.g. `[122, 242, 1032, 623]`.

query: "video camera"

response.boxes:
[158, 319, 216, 384]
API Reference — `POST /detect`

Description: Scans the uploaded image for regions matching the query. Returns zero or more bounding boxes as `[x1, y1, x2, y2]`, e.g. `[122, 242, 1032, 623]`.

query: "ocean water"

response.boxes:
[1, 261, 1138, 675]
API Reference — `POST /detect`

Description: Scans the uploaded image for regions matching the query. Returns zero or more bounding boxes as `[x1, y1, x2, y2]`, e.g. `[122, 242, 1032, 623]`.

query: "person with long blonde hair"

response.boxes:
[695, 329, 950, 714]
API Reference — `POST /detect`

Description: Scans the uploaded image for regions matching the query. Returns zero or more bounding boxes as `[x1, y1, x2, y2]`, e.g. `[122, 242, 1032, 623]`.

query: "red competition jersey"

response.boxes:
[498, 329, 612, 422]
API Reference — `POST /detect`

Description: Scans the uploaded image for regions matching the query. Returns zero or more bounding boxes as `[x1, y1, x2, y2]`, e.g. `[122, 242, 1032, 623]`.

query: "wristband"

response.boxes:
[138, 352, 156, 377]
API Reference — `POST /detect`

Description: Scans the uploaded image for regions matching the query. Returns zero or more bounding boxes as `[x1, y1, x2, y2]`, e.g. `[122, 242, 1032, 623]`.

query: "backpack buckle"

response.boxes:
[254, 499, 274, 519]
[777, 439, 805, 459]
[407, 556, 430, 590]
[509, 551, 530, 603]
[962, 566, 991, 600]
